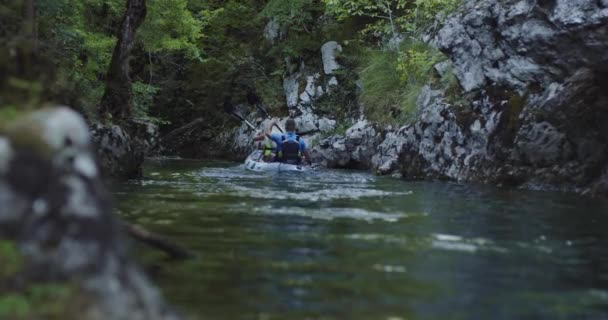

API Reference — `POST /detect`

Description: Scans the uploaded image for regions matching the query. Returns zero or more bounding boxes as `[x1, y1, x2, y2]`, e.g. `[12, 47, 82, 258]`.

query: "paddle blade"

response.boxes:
[254, 102, 270, 118]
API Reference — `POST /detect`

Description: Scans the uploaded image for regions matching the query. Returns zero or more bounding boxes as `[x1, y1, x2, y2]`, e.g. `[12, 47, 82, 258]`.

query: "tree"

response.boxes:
[98, 0, 147, 121]
[323, 0, 460, 49]
[323, 0, 410, 50]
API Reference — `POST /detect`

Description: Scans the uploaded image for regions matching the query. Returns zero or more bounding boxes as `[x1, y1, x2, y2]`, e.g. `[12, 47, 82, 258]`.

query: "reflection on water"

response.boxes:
[114, 159, 608, 320]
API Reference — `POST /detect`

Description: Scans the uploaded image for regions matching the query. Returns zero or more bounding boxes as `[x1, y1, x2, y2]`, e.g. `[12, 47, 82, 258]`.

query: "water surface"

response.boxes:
[114, 159, 608, 320]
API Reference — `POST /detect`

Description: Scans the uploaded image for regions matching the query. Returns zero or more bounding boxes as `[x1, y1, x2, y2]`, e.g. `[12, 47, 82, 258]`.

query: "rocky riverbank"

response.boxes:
[310, 0, 608, 197]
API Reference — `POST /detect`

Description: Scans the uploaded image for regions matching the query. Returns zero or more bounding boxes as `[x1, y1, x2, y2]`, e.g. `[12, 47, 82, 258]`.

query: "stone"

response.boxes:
[321, 41, 342, 75]
[318, 118, 336, 133]
[91, 123, 143, 179]
[0, 107, 180, 320]
[434, 60, 452, 77]
[328, 76, 339, 87]
[263, 19, 281, 44]
[311, 120, 381, 169]
[436, 0, 608, 92]
[513, 122, 570, 166]
[294, 108, 320, 135]
[283, 74, 300, 109]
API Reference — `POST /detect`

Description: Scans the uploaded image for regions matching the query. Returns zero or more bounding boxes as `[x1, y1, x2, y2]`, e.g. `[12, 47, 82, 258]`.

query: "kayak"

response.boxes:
[244, 150, 310, 172]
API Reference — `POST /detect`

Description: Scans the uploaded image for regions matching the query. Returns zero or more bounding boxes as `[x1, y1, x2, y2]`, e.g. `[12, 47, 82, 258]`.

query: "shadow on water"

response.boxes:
[114, 159, 608, 320]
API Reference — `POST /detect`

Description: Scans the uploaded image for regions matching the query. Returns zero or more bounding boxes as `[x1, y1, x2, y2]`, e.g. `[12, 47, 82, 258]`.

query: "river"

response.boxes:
[114, 159, 608, 320]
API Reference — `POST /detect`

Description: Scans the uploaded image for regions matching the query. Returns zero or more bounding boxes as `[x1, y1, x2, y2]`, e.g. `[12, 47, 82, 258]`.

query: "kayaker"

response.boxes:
[253, 130, 276, 162]
[265, 118, 311, 165]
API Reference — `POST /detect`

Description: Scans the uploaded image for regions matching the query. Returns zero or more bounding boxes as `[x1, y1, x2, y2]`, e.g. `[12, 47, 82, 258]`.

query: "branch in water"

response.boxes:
[122, 222, 196, 260]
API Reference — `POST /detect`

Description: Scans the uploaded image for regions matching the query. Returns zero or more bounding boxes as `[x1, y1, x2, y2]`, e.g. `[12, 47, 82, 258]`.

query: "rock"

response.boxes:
[0, 107, 180, 320]
[299, 74, 322, 104]
[513, 122, 571, 166]
[311, 120, 382, 169]
[372, 128, 410, 176]
[263, 19, 282, 44]
[128, 118, 160, 156]
[91, 123, 143, 179]
[283, 73, 300, 109]
[434, 60, 452, 77]
[328, 76, 339, 87]
[321, 41, 342, 75]
[436, 0, 608, 92]
[318, 118, 336, 133]
[363, 0, 608, 195]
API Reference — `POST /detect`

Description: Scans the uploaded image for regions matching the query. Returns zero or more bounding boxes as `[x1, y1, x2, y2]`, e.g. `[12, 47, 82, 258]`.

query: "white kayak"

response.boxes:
[244, 150, 310, 172]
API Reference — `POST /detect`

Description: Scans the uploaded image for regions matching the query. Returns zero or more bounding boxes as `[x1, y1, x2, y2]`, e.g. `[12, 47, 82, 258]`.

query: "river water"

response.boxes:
[114, 159, 608, 320]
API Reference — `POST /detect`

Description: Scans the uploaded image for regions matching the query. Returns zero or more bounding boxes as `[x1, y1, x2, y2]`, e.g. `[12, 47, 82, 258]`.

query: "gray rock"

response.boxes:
[263, 19, 282, 44]
[513, 122, 571, 166]
[298, 0, 608, 196]
[91, 123, 143, 179]
[321, 41, 342, 75]
[311, 120, 381, 169]
[283, 73, 300, 109]
[434, 60, 452, 77]
[436, 0, 608, 92]
[295, 108, 321, 135]
[0, 107, 180, 320]
[318, 118, 336, 133]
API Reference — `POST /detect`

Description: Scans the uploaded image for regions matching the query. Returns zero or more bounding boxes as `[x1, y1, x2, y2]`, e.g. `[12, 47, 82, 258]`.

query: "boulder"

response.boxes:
[0, 107, 180, 320]
[321, 41, 343, 75]
[283, 73, 300, 109]
[263, 19, 283, 44]
[90, 123, 143, 179]
[311, 120, 381, 169]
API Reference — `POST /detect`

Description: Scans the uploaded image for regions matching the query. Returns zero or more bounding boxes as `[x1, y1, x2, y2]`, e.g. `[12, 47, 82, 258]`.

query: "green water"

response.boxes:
[114, 159, 608, 320]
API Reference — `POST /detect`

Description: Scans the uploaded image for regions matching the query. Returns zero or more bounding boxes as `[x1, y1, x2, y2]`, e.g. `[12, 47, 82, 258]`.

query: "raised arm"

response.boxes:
[252, 130, 265, 142]
[265, 118, 278, 138]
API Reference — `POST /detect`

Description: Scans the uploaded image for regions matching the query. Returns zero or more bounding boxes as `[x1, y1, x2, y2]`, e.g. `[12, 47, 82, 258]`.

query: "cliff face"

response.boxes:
[313, 0, 608, 196]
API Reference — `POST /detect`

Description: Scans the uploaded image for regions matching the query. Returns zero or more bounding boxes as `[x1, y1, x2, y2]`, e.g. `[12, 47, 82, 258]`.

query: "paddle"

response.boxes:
[247, 91, 284, 133]
[224, 96, 258, 131]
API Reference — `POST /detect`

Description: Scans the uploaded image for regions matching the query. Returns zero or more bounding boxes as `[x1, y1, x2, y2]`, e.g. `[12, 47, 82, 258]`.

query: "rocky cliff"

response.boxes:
[312, 0, 608, 196]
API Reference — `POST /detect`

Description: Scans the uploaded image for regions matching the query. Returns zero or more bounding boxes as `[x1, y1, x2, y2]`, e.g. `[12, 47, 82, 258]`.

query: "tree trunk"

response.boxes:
[99, 0, 147, 121]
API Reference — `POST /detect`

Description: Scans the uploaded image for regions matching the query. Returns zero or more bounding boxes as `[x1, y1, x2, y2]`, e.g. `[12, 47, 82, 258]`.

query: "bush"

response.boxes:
[359, 49, 403, 125]
[359, 41, 446, 126]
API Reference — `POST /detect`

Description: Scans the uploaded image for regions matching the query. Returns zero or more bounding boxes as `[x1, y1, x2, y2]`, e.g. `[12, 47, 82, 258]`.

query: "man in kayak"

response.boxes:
[265, 118, 311, 165]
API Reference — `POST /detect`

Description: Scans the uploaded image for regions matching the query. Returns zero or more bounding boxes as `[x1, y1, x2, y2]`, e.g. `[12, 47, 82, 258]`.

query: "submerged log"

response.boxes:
[123, 222, 195, 260]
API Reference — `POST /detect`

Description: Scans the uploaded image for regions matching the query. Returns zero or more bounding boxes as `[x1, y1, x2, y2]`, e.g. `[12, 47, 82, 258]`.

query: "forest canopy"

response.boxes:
[0, 0, 460, 128]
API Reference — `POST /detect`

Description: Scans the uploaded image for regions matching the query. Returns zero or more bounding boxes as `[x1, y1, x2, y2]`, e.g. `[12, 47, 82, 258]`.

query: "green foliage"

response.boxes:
[0, 241, 85, 319]
[325, 0, 460, 42]
[323, 0, 460, 127]
[323, 0, 410, 21]
[261, 0, 320, 32]
[397, 41, 444, 84]
[0, 241, 22, 278]
[139, 0, 204, 59]
[132, 81, 166, 124]
[358, 49, 404, 125]
[397, 0, 461, 34]
[359, 40, 447, 126]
